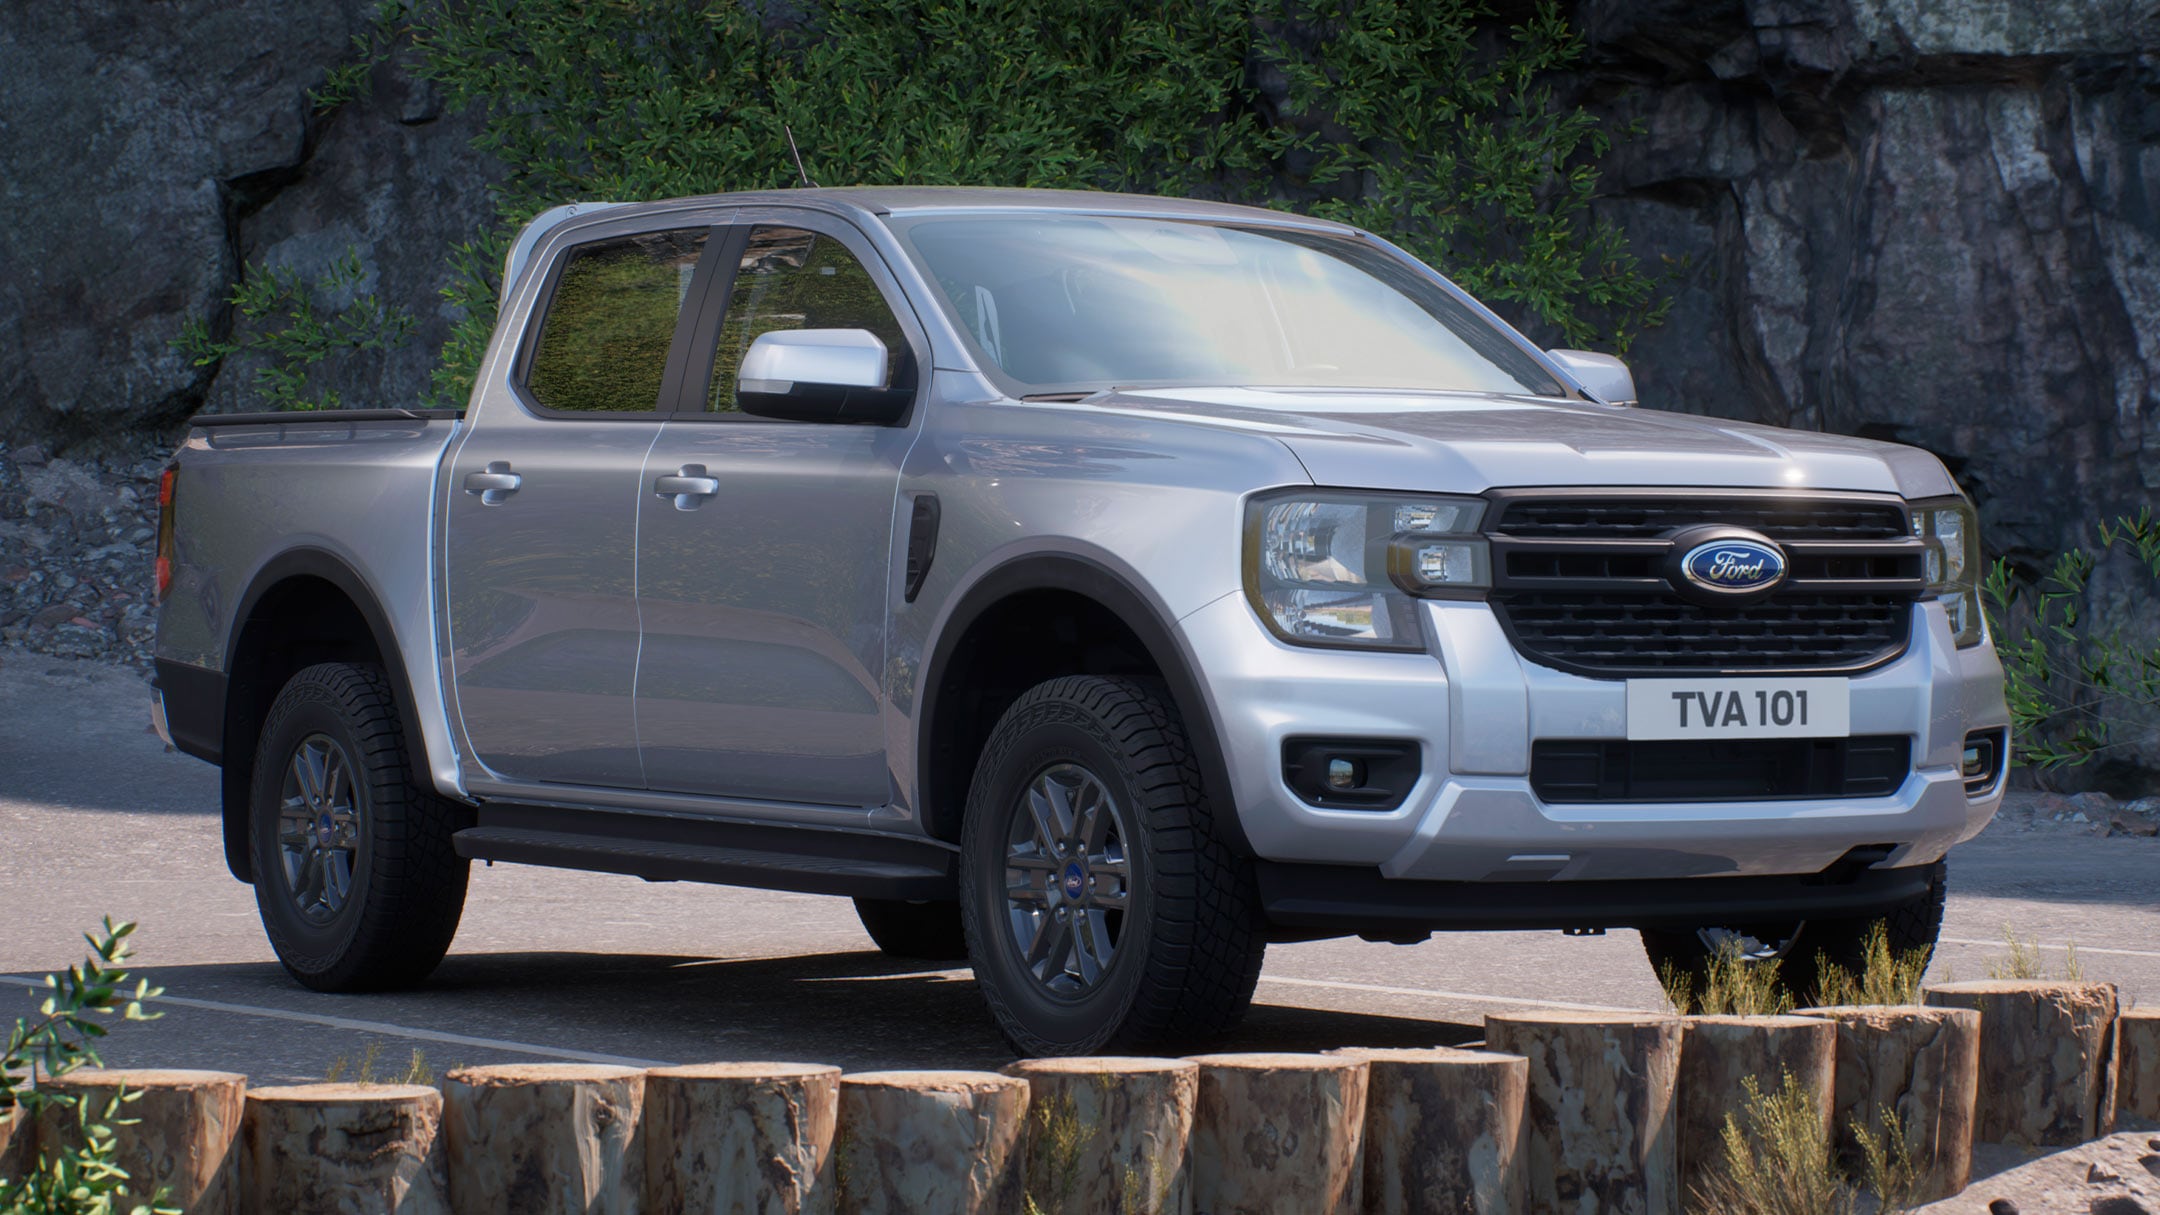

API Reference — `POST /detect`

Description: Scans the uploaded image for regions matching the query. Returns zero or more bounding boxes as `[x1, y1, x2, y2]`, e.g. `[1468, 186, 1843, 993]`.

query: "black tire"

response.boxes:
[958, 675, 1265, 1056]
[1641, 860, 1947, 1007]
[854, 898, 969, 961]
[249, 662, 469, 992]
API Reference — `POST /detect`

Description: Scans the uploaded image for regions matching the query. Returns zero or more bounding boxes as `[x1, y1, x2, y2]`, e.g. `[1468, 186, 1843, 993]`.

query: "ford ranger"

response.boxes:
[151, 188, 2008, 1054]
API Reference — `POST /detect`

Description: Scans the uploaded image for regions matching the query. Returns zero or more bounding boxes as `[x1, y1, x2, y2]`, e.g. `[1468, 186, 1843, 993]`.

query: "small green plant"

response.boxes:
[1689, 1072, 1920, 1215]
[1986, 926, 2081, 981]
[1984, 508, 2160, 770]
[1813, 922, 1932, 1007]
[1022, 1089, 1087, 1215]
[172, 249, 418, 412]
[322, 1042, 432, 1086]
[0, 920, 172, 1215]
[1661, 941, 1794, 1016]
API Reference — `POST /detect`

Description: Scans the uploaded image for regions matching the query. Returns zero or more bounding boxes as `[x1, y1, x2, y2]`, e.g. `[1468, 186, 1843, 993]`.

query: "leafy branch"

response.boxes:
[174, 249, 417, 413]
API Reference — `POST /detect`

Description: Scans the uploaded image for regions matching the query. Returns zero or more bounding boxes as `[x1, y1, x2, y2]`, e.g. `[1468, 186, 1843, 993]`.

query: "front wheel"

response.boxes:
[1642, 860, 1947, 1008]
[249, 662, 469, 992]
[959, 676, 1265, 1056]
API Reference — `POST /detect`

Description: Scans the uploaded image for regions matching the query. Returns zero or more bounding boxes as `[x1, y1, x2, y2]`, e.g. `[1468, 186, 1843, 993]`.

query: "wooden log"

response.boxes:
[241, 1082, 446, 1214]
[443, 1063, 645, 1215]
[836, 1070, 1029, 1215]
[1001, 1056, 1197, 1215]
[1923, 980, 2119, 1147]
[1, 1103, 29, 1181]
[2120, 1007, 2160, 1123]
[1674, 1015, 1835, 1191]
[1325, 1046, 1527, 1215]
[643, 1062, 840, 1215]
[1188, 1052, 1367, 1215]
[1483, 1011, 1683, 1215]
[1793, 1004, 1979, 1202]
[35, 1068, 245, 1214]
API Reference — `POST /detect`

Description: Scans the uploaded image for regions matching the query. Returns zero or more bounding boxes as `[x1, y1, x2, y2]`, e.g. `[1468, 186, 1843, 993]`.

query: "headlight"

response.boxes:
[1911, 495, 1983, 648]
[1244, 491, 1489, 650]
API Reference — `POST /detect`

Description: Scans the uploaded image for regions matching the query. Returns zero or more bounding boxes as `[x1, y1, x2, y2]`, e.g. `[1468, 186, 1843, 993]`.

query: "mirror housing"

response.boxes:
[1545, 349, 1638, 406]
[737, 328, 910, 424]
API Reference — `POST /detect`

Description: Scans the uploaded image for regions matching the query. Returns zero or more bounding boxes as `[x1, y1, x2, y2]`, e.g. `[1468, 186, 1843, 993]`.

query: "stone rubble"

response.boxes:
[0, 439, 170, 670]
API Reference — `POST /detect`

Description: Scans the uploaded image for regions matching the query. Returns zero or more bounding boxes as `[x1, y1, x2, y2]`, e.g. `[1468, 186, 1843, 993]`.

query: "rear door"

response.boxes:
[632, 211, 926, 808]
[444, 220, 725, 788]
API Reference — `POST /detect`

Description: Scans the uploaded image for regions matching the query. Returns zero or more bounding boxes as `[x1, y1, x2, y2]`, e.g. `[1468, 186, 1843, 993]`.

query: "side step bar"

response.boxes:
[453, 803, 956, 901]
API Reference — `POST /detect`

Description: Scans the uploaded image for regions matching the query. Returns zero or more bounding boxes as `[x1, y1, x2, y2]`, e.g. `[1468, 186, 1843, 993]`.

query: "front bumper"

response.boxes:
[1178, 591, 2008, 887]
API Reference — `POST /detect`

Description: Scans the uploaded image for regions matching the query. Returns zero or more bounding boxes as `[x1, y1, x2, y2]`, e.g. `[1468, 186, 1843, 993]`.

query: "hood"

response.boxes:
[1077, 387, 1957, 499]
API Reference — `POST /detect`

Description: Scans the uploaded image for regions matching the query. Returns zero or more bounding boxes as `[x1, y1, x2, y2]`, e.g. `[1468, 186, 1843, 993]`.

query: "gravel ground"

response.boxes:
[0, 438, 169, 669]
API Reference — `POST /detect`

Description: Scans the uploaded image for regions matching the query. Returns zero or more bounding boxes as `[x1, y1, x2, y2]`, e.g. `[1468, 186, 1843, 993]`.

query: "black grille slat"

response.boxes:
[1531, 735, 1913, 803]
[1497, 498, 1908, 540]
[1488, 492, 1917, 676]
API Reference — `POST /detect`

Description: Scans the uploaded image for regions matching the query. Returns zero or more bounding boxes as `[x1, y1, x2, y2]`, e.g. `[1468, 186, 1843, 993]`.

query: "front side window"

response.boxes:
[706, 226, 908, 412]
[524, 228, 709, 414]
[886, 214, 1564, 399]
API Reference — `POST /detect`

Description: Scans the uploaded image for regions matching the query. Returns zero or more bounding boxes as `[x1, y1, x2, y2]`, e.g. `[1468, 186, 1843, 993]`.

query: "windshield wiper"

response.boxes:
[1019, 391, 1096, 402]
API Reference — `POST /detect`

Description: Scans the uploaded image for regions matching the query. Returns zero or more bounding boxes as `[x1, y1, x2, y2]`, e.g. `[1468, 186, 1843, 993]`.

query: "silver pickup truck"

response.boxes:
[152, 187, 2008, 1054]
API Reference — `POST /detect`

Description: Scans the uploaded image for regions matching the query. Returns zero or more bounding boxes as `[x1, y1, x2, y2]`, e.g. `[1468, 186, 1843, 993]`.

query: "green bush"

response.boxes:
[281, 0, 1668, 410]
[1984, 508, 2160, 771]
[1, 921, 170, 1215]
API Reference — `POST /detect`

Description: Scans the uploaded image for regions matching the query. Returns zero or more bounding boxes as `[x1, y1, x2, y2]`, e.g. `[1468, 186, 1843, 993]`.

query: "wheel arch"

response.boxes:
[216, 548, 427, 884]
[915, 552, 1248, 856]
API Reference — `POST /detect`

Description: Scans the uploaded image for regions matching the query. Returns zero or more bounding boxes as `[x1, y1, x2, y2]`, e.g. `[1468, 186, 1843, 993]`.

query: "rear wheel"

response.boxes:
[1641, 860, 1947, 1007]
[959, 675, 1265, 1056]
[249, 662, 469, 991]
[854, 898, 968, 960]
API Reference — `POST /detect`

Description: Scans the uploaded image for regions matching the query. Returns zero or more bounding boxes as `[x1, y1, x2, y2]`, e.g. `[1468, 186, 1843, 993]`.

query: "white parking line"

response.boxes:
[1258, 974, 1639, 1014]
[0, 976, 666, 1068]
[1938, 937, 2160, 960]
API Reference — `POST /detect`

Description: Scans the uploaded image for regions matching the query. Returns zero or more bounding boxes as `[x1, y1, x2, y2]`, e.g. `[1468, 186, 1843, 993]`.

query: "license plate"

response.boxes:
[1624, 678, 1850, 740]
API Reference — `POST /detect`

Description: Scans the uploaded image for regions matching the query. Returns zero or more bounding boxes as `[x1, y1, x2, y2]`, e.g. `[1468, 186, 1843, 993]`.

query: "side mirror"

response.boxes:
[737, 328, 910, 424]
[1545, 349, 1638, 406]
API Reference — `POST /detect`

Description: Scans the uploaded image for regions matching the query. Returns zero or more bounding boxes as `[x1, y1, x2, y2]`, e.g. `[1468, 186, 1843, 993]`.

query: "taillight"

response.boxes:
[155, 465, 177, 602]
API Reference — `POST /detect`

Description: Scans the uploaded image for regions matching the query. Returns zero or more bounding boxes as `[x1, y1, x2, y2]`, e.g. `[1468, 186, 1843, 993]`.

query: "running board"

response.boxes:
[453, 804, 956, 901]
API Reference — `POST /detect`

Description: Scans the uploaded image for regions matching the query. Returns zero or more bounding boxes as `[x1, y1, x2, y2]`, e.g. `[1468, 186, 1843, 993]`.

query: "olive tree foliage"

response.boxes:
[304, 0, 1664, 409]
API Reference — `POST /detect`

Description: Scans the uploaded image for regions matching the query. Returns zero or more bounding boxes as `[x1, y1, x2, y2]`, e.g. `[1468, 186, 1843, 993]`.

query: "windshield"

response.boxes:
[885, 213, 1566, 398]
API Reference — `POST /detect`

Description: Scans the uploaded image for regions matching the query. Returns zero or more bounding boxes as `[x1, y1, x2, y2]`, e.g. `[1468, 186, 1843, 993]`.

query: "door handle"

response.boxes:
[462, 461, 522, 504]
[654, 464, 720, 510]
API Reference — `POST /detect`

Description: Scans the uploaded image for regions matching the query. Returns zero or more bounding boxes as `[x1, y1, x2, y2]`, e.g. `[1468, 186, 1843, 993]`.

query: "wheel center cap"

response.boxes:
[317, 815, 334, 846]
[1061, 862, 1087, 901]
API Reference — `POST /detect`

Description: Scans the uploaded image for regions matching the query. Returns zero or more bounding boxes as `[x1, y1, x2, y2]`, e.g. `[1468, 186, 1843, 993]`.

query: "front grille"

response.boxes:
[1531, 735, 1913, 803]
[1496, 497, 1909, 540]
[1487, 491, 1921, 676]
[1498, 592, 1912, 672]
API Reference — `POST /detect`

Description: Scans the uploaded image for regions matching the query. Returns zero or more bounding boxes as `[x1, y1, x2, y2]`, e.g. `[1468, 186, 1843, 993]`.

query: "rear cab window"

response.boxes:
[522, 228, 711, 415]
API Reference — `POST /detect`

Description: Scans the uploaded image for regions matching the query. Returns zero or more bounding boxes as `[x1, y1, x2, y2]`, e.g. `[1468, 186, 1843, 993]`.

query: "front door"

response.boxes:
[445, 223, 720, 788]
[634, 214, 923, 807]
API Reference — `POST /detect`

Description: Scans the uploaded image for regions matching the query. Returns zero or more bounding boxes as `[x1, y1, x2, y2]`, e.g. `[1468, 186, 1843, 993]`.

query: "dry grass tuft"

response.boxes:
[1814, 922, 1932, 1007]
[1688, 1071, 1923, 1215]
[1986, 925, 2083, 981]
[1662, 941, 1795, 1016]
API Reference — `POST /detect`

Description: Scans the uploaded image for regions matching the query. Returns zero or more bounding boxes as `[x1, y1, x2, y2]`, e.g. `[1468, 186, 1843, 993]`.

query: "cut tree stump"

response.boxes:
[643, 1062, 840, 1215]
[1793, 1004, 1979, 1201]
[1001, 1056, 1196, 1215]
[836, 1071, 1028, 1215]
[443, 1063, 645, 1215]
[1188, 1052, 1367, 1215]
[1325, 1046, 1526, 1215]
[2120, 1008, 2160, 1123]
[1, 1103, 29, 1182]
[1924, 980, 2119, 1147]
[35, 1068, 245, 1214]
[1483, 1011, 1683, 1215]
[1674, 1015, 1835, 1190]
[241, 1083, 446, 1214]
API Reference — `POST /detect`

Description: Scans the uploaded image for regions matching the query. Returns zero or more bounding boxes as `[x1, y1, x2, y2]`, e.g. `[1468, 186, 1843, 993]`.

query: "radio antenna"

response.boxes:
[785, 125, 818, 189]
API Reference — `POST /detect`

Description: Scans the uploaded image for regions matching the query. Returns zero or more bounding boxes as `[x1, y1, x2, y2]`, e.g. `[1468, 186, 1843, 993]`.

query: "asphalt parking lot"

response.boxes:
[3, 650, 2154, 1084]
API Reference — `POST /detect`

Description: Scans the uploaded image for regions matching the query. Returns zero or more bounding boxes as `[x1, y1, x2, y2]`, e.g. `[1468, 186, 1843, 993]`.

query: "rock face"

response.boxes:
[0, 2, 500, 444]
[1558, 0, 2160, 781]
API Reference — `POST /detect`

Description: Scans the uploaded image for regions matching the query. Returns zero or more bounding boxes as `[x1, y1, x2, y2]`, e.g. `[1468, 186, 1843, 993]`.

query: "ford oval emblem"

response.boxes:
[1681, 536, 1788, 595]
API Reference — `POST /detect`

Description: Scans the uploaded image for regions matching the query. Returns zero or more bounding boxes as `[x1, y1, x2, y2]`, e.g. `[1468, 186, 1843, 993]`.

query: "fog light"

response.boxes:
[1326, 757, 1361, 791]
[1960, 729, 2004, 796]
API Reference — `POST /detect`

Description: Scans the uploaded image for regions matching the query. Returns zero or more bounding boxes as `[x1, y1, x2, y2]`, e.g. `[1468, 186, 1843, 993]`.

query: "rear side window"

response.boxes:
[705, 226, 907, 412]
[524, 228, 709, 414]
